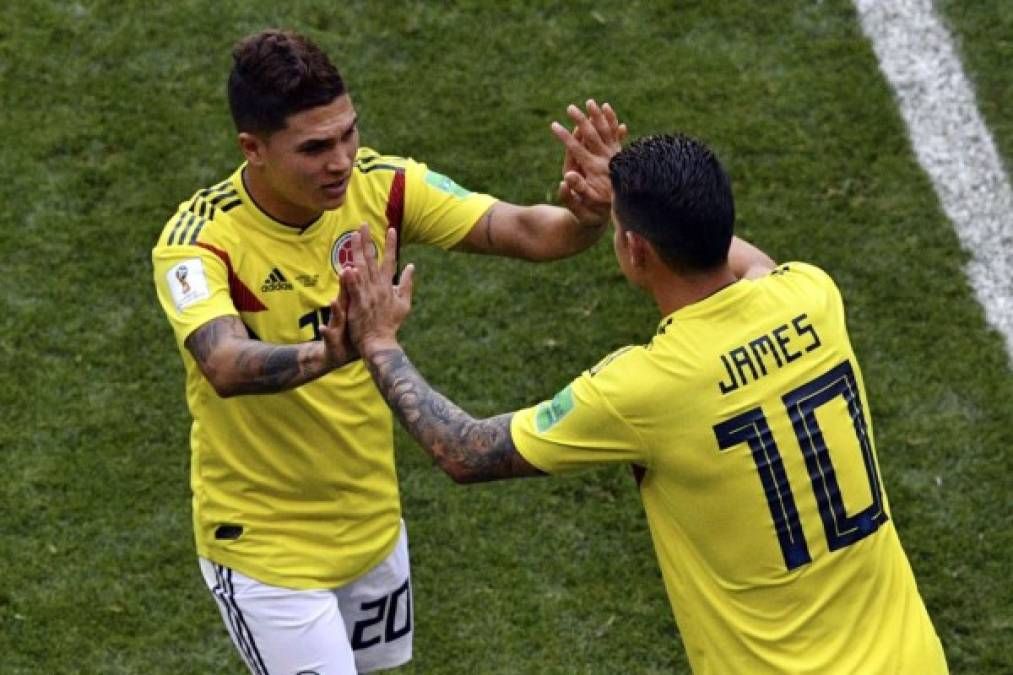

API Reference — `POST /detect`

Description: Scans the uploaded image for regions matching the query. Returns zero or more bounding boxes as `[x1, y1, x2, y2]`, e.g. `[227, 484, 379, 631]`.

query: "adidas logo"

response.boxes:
[261, 267, 294, 292]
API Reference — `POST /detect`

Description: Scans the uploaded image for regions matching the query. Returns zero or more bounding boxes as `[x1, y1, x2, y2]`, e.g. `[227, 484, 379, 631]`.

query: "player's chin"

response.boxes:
[319, 183, 349, 209]
[321, 196, 347, 210]
[317, 192, 347, 211]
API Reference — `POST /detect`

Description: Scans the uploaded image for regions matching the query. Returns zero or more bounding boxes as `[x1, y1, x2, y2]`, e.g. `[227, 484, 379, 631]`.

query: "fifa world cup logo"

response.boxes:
[175, 265, 191, 294]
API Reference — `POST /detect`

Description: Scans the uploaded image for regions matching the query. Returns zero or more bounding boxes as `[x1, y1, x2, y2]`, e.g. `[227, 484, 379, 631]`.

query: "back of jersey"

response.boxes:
[635, 263, 946, 674]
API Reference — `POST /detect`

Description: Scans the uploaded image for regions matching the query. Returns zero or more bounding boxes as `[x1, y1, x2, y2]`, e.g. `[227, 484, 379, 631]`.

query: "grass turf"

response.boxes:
[1, 1, 1010, 672]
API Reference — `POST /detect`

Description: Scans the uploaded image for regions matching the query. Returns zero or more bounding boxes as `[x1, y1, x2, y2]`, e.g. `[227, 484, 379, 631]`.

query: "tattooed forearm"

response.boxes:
[366, 348, 544, 482]
[230, 340, 325, 394]
[185, 316, 335, 396]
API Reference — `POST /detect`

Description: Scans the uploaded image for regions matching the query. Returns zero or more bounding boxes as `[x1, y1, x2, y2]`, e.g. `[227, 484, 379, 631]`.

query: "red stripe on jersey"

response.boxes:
[385, 169, 406, 270]
[195, 243, 267, 312]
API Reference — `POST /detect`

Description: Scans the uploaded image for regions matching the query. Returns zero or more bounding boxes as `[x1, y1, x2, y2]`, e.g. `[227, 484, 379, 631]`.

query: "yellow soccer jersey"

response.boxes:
[152, 147, 496, 589]
[512, 263, 947, 674]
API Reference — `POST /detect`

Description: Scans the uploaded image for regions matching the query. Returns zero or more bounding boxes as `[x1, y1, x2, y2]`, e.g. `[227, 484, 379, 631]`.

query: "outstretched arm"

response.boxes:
[185, 294, 353, 397]
[453, 202, 600, 262]
[364, 348, 543, 483]
[340, 225, 544, 482]
[454, 100, 627, 261]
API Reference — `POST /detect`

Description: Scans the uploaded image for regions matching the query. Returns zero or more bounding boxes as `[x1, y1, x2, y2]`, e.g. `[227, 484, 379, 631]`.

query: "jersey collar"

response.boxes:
[656, 279, 756, 334]
[231, 164, 328, 240]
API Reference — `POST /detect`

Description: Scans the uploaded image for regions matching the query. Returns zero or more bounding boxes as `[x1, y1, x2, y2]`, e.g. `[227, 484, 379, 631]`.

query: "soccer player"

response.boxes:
[151, 29, 624, 674]
[338, 134, 949, 673]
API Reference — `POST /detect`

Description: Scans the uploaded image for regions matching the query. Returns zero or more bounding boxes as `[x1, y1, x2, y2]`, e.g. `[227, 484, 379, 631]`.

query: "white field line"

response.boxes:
[853, 0, 1013, 364]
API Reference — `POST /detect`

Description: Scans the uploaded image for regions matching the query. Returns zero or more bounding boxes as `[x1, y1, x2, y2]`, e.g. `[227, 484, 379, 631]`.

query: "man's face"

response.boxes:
[249, 94, 359, 222]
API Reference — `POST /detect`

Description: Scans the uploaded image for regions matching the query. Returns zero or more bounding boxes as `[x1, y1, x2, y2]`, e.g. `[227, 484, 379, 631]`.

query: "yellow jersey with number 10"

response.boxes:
[152, 147, 495, 589]
[511, 263, 947, 674]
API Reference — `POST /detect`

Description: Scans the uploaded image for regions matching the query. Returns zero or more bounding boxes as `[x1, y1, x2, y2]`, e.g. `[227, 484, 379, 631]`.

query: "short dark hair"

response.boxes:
[609, 134, 735, 273]
[227, 29, 346, 134]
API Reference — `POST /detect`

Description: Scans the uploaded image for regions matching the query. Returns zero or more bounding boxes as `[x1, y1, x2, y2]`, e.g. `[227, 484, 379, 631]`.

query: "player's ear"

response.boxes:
[626, 230, 650, 269]
[238, 132, 267, 167]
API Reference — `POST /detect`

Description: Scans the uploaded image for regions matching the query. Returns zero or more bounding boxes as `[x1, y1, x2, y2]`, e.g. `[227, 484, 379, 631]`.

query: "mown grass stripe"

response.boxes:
[854, 0, 1013, 364]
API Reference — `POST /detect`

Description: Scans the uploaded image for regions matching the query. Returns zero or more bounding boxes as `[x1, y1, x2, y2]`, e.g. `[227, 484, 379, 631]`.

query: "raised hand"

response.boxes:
[551, 99, 628, 227]
[318, 283, 356, 367]
[337, 225, 416, 358]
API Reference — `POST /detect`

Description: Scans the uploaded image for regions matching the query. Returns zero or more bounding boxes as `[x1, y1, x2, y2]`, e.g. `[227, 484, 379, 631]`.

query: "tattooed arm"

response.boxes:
[184, 310, 353, 397]
[365, 347, 544, 483]
[337, 224, 543, 482]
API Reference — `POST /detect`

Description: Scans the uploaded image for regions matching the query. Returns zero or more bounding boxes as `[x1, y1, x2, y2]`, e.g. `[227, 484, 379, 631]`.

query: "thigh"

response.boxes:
[336, 521, 414, 673]
[198, 558, 356, 675]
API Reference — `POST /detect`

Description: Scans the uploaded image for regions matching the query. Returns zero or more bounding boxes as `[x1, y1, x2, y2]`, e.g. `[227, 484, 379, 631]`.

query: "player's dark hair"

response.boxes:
[227, 29, 346, 135]
[609, 134, 735, 273]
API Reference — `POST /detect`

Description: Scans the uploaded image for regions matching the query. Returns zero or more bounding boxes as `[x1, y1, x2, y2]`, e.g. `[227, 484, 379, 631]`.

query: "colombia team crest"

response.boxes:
[331, 230, 378, 274]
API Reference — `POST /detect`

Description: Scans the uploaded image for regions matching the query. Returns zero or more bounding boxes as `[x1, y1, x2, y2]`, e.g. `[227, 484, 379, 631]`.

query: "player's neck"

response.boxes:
[242, 166, 322, 229]
[651, 264, 739, 317]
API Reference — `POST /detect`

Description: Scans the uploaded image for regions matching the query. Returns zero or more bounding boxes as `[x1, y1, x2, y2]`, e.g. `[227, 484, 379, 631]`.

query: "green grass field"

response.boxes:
[1, 1, 1010, 673]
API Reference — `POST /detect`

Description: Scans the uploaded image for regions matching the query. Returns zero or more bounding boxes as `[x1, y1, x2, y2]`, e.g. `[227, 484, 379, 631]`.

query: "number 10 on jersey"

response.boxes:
[713, 360, 888, 571]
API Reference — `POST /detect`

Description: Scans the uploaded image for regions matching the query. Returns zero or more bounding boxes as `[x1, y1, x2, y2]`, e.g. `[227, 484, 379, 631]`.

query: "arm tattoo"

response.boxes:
[366, 348, 544, 482]
[185, 315, 330, 395]
[481, 205, 496, 249]
[185, 315, 242, 365]
[231, 340, 322, 394]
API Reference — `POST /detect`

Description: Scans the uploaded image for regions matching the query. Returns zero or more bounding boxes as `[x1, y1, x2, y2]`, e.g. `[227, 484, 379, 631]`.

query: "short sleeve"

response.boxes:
[510, 369, 648, 475]
[401, 159, 498, 250]
[770, 262, 845, 322]
[152, 243, 238, 347]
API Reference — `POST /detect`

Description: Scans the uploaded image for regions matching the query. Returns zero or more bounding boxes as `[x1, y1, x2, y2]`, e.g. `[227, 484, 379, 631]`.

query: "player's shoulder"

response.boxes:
[574, 342, 671, 425]
[588, 344, 641, 377]
[354, 146, 413, 175]
[765, 261, 832, 282]
[759, 261, 845, 319]
[763, 261, 840, 293]
[583, 344, 656, 398]
[154, 171, 244, 251]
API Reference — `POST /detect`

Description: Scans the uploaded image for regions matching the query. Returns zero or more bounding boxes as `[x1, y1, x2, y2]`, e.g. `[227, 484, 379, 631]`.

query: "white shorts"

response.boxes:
[199, 521, 413, 674]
